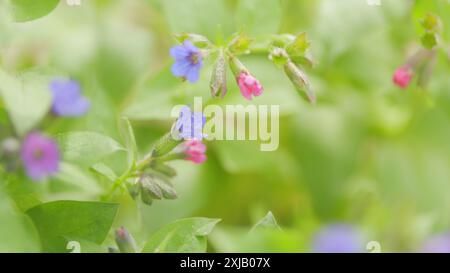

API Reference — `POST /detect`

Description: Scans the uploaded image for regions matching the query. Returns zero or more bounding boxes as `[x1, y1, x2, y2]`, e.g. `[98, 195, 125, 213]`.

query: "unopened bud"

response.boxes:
[154, 178, 178, 199]
[284, 60, 316, 104]
[152, 163, 177, 178]
[115, 227, 137, 253]
[127, 181, 140, 200]
[139, 174, 178, 205]
[210, 49, 227, 98]
[140, 174, 163, 200]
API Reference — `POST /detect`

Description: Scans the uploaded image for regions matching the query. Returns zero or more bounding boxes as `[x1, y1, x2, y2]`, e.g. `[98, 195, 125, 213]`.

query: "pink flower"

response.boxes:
[21, 132, 59, 181]
[183, 139, 206, 164]
[393, 66, 413, 89]
[237, 72, 263, 100]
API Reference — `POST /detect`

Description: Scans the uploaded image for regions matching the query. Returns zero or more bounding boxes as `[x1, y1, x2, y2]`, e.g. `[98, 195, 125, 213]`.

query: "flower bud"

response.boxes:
[284, 60, 316, 104]
[127, 181, 140, 200]
[152, 163, 177, 178]
[392, 66, 413, 89]
[139, 174, 163, 200]
[237, 72, 263, 100]
[210, 49, 227, 98]
[115, 227, 137, 253]
[139, 174, 178, 205]
[229, 55, 263, 100]
[154, 178, 178, 199]
[183, 139, 207, 164]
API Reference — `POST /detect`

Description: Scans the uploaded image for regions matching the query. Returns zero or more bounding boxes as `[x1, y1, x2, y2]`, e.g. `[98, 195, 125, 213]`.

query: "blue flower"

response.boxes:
[312, 224, 364, 253]
[173, 106, 206, 140]
[50, 79, 90, 117]
[170, 40, 203, 83]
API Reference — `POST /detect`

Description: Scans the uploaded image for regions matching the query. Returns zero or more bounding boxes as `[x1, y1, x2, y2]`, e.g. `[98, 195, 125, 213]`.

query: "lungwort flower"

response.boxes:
[237, 71, 263, 100]
[174, 106, 206, 140]
[50, 79, 90, 116]
[183, 139, 207, 164]
[170, 40, 203, 83]
[21, 132, 60, 181]
[229, 55, 263, 100]
[393, 66, 413, 89]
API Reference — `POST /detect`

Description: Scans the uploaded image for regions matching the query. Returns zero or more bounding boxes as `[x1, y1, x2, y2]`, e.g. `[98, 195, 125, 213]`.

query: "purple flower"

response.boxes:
[21, 132, 59, 181]
[421, 234, 450, 253]
[173, 106, 206, 140]
[312, 224, 364, 253]
[50, 79, 90, 117]
[170, 40, 203, 83]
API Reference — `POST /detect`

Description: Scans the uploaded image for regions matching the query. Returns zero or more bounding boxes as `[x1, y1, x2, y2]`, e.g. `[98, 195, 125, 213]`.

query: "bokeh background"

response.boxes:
[1, 0, 450, 252]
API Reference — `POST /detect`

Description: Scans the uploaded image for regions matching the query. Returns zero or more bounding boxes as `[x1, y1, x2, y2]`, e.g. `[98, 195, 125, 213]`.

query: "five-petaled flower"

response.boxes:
[50, 79, 90, 116]
[174, 106, 206, 140]
[237, 71, 263, 100]
[170, 40, 203, 83]
[21, 132, 60, 181]
[393, 66, 413, 89]
[183, 139, 207, 164]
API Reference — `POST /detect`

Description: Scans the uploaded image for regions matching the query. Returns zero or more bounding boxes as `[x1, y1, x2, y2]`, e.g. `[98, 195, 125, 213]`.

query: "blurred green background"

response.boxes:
[1, 0, 450, 252]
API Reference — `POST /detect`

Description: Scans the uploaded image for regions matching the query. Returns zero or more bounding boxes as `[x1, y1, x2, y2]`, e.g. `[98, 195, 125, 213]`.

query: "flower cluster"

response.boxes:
[170, 32, 316, 104]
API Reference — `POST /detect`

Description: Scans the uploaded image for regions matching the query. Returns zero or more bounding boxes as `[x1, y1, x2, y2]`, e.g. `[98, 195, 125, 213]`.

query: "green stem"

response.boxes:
[106, 151, 156, 200]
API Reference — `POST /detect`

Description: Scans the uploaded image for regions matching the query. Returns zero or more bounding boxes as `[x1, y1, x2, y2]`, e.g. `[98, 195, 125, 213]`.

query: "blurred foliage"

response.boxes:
[1, 0, 450, 252]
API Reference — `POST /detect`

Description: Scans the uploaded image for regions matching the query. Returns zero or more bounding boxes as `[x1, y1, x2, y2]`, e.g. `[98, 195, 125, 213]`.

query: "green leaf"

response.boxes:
[0, 189, 40, 252]
[142, 217, 221, 253]
[420, 13, 440, 32]
[0, 70, 52, 136]
[421, 32, 438, 49]
[286, 32, 310, 57]
[235, 0, 282, 36]
[54, 162, 103, 195]
[8, 0, 60, 22]
[26, 200, 119, 252]
[119, 117, 138, 166]
[250, 211, 281, 232]
[56, 131, 125, 167]
[90, 163, 118, 182]
[228, 33, 252, 54]
[174, 33, 213, 49]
